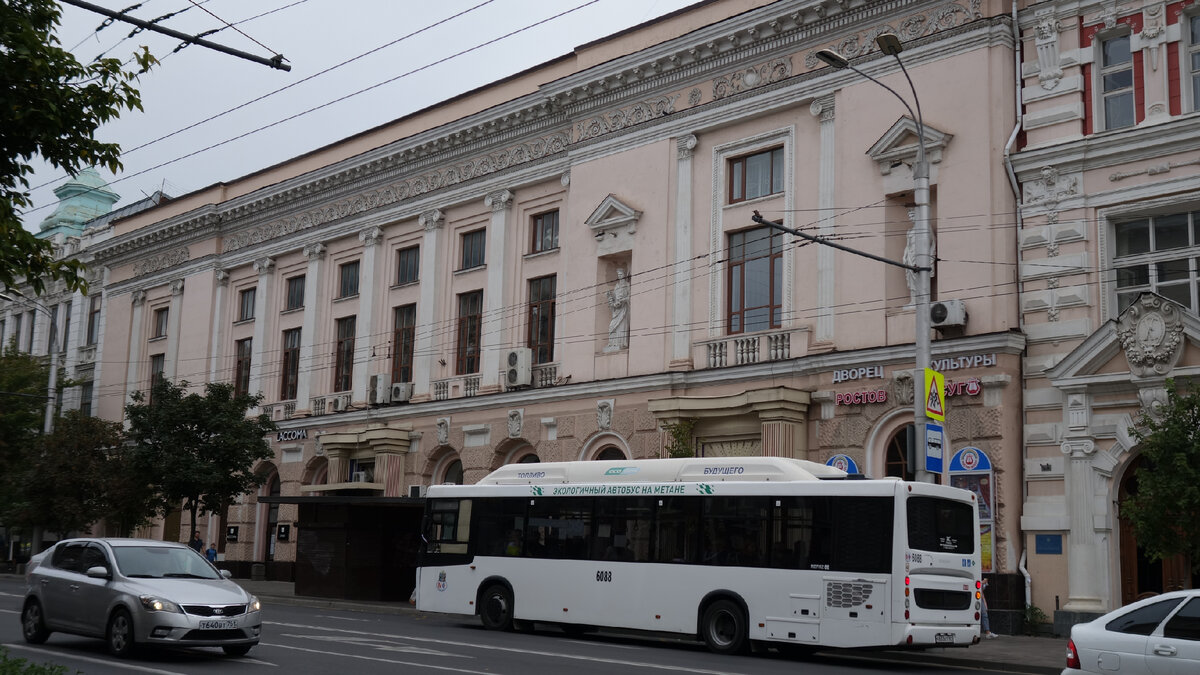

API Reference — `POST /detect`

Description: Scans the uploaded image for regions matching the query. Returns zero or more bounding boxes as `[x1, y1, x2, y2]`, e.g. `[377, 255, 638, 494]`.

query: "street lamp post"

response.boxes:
[816, 35, 936, 483]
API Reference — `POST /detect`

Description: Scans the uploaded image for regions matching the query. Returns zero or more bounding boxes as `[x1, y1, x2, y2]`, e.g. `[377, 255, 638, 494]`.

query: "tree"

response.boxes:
[1120, 380, 1200, 572]
[0, 411, 156, 537]
[1, 0, 153, 296]
[0, 340, 51, 475]
[124, 379, 277, 539]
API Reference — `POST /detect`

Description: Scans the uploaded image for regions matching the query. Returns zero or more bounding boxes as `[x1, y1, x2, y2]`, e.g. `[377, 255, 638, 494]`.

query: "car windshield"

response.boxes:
[111, 545, 221, 580]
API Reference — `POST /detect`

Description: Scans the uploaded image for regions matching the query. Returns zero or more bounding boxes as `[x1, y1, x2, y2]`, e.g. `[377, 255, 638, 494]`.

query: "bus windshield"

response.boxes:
[906, 496, 975, 554]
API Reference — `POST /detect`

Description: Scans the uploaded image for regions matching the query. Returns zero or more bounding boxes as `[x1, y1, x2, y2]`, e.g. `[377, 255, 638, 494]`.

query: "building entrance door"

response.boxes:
[1118, 455, 1192, 605]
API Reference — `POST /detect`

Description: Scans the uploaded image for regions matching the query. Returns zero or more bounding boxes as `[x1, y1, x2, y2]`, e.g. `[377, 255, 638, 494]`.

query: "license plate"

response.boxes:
[199, 619, 239, 630]
[934, 633, 954, 644]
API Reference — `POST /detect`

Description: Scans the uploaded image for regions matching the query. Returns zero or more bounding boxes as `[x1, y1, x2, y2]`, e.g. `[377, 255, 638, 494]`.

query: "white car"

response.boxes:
[1064, 589, 1200, 675]
[22, 538, 262, 657]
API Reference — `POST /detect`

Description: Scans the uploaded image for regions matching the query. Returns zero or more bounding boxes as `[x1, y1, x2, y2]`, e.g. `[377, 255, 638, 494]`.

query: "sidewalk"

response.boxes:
[235, 579, 1066, 674]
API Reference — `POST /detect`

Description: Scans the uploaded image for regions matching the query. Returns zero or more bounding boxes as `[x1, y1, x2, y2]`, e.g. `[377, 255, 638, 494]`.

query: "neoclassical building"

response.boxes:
[81, 0, 1032, 603]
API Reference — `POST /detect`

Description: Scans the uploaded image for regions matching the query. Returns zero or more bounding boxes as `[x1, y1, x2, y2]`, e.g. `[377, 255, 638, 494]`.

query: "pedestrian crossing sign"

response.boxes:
[924, 368, 945, 422]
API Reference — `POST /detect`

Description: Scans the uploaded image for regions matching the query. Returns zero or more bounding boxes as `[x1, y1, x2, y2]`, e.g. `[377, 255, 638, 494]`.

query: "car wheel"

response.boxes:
[223, 644, 253, 657]
[106, 608, 136, 657]
[701, 599, 748, 655]
[479, 584, 514, 632]
[21, 600, 50, 644]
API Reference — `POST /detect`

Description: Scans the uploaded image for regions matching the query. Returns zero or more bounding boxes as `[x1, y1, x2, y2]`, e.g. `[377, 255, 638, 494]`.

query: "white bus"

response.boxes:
[414, 457, 982, 654]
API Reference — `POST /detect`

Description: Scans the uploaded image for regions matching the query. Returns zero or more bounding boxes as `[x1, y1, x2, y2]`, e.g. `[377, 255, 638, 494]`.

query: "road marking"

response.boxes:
[0, 592, 25, 598]
[269, 622, 751, 674]
[265, 643, 498, 674]
[562, 639, 640, 650]
[315, 614, 373, 622]
[279, 634, 464, 657]
[4, 643, 189, 674]
[0, 609, 18, 615]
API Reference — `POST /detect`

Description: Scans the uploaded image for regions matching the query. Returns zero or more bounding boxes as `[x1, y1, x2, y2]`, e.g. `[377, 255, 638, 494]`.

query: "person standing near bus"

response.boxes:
[981, 578, 998, 638]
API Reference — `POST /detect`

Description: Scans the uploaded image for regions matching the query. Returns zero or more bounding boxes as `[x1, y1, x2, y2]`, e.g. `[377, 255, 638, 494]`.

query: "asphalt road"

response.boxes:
[0, 577, 1029, 675]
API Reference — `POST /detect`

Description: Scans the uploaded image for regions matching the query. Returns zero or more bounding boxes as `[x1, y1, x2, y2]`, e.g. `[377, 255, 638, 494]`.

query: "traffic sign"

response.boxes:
[925, 422, 944, 473]
[924, 368, 946, 422]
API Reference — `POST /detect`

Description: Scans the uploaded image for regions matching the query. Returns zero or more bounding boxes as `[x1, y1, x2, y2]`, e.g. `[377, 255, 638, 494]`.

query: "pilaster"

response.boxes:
[671, 134, 698, 369]
[124, 290, 147, 410]
[295, 243, 326, 413]
[481, 190, 514, 392]
[249, 258, 275, 397]
[811, 95, 836, 342]
[354, 227, 383, 405]
[413, 210, 445, 402]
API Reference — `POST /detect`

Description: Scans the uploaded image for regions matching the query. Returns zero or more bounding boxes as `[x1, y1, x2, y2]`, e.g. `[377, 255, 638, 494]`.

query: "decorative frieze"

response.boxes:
[712, 58, 791, 100]
[576, 96, 679, 142]
[805, 0, 983, 70]
[132, 248, 190, 278]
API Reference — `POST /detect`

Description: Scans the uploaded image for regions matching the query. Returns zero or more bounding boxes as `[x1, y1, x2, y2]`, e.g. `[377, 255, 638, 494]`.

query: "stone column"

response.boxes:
[249, 258, 274, 396]
[481, 190, 514, 391]
[295, 243, 326, 414]
[1061, 438, 1106, 612]
[164, 279, 184, 380]
[124, 290, 147, 408]
[208, 269, 230, 382]
[364, 425, 414, 497]
[413, 210, 445, 401]
[811, 96, 836, 342]
[354, 227, 383, 404]
[671, 134, 698, 369]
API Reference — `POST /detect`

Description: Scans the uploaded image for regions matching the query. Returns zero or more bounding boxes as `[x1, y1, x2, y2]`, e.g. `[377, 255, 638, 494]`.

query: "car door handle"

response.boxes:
[1152, 644, 1177, 656]
[69, 584, 79, 591]
[39, 579, 48, 585]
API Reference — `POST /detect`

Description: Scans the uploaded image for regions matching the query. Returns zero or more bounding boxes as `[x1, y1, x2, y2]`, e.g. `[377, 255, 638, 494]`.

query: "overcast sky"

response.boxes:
[23, 0, 700, 231]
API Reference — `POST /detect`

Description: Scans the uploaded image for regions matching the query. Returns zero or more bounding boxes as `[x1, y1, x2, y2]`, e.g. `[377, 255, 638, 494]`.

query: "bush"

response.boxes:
[0, 647, 72, 675]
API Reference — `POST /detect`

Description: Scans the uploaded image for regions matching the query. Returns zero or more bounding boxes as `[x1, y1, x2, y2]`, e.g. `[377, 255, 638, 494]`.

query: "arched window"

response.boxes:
[885, 424, 914, 482]
[517, 453, 540, 464]
[594, 447, 626, 461]
[442, 459, 463, 485]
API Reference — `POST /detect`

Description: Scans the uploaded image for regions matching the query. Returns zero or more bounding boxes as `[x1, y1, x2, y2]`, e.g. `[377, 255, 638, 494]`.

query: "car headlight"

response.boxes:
[249, 595, 261, 612]
[139, 595, 182, 613]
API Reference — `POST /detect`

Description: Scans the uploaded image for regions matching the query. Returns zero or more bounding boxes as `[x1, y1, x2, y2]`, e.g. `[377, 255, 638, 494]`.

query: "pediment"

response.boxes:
[585, 194, 641, 236]
[866, 117, 953, 176]
[1047, 292, 1200, 383]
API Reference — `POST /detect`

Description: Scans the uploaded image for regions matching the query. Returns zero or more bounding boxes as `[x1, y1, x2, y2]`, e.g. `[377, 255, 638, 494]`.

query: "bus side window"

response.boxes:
[426, 499, 471, 555]
[654, 497, 699, 564]
[475, 497, 527, 557]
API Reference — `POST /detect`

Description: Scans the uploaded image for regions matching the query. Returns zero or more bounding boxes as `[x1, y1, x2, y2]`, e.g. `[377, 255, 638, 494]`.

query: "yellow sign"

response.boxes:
[924, 368, 946, 422]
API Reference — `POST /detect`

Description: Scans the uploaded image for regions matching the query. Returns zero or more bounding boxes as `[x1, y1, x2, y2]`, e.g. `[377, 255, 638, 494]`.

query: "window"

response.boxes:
[1113, 211, 1200, 313]
[152, 307, 169, 339]
[280, 328, 301, 400]
[726, 227, 783, 333]
[1100, 34, 1135, 130]
[392, 304, 416, 384]
[1106, 598, 1183, 636]
[729, 147, 785, 203]
[532, 210, 559, 253]
[47, 304, 58, 352]
[1163, 597, 1200, 640]
[396, 246, 420, 284]
[285, 275, 305, 311]
[25, 311, 34, 350]
[149, 354, 165, 394]
[456, 291, 483, 374]
[338, 261, 360, 298]
[86, 295, 102, 346]
[238, 287, 256, 322]
[79, 381, 93, 417]
[527, 275, 556, 364]
[11, 314, 21, 351]
[234, 338, 252, 397]
[461, 230, 486, 270]
[443, 459, 464, 485]
[334, 316, 356, 392]
[59, 299, 71, 353]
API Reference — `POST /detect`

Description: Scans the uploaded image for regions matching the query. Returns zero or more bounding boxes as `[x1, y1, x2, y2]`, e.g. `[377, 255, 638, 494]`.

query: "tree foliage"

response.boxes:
[125, 379, 277, 537]
[1, 0, 154, 295]
[0, 341, 51, 472]
[1121, 380, 1200, 572]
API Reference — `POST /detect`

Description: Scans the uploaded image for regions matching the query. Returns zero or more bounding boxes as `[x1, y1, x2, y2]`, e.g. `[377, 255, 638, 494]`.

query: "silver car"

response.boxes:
[21, 538, 262, 657]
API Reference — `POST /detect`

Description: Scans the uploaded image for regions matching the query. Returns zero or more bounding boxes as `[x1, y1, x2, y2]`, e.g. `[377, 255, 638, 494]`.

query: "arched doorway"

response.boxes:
[594, 446, 626, 461]
[442, 458, 464, 485]
[1118, 455, 1193, 604]
[260, 472, 280, 562]
[516, 453, 540, 464]
[885, 424, 915, 481]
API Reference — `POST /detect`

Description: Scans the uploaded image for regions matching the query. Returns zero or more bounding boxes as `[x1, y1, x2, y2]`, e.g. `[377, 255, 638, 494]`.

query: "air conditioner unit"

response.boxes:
[930, 299, 968, 329]
[352, 471, 368, 483]
[369, 373, 392, 405]
[331, 395, 348, 412]
[408, 485, 427, 498]
[504, 347, 532, 388]
[391, 382, 414, 402]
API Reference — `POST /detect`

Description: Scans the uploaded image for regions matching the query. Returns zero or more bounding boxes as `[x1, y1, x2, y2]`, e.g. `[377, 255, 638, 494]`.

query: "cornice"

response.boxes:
[1011, 114, 1200, 176]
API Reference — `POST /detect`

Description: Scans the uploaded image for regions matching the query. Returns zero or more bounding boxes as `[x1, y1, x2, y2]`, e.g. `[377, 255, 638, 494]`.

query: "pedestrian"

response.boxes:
[205, 542, 218, 563]
[982, 578, 998, 638]
[189, 530, 204, 553]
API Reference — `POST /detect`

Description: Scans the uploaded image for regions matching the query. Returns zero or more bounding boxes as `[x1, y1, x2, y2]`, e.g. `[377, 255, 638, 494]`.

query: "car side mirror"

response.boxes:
[85, 565, 110, 579]
[220, 569, 233, 579]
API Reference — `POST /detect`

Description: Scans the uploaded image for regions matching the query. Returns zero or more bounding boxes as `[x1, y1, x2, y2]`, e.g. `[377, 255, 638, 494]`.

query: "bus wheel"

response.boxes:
[479, 584, 514, 632]
[701, 599, 748, 655]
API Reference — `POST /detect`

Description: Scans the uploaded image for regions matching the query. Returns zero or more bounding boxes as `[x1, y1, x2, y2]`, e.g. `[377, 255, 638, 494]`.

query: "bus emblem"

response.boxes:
[697, 484, 714, 495]
[531, 486, 544, 496]
[436, 571, 447, 592]
[605, 467, 640, 476]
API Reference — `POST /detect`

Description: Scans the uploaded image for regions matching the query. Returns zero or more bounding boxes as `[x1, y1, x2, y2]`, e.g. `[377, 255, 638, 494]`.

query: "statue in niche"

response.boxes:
[605, 268, 630, 351]
[902, 207, 936, 305]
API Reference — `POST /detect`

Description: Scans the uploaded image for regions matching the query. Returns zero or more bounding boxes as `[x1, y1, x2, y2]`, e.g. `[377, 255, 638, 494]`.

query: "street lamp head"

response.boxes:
[875, 33, 904, 56]
[814, 49, 849, 69]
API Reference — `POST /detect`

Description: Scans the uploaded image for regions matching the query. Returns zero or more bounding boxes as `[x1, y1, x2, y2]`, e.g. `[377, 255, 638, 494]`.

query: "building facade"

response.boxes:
[82, 0, 1032, 603]
[1014, 0, 1200, 630]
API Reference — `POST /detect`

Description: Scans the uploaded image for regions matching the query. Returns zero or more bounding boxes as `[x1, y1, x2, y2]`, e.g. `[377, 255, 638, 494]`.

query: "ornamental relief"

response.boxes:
[222, 130, 571, 252]
[712, 58, 791, 100]
[804, 0, 982, 70]
[1117, 293, 1186, 377]
[132, 247, 190, 277]
[575, 95, 680, 142]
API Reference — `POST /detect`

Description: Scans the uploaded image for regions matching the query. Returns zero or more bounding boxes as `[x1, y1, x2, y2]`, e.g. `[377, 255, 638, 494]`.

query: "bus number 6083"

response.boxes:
[596, 570, 612, 582]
